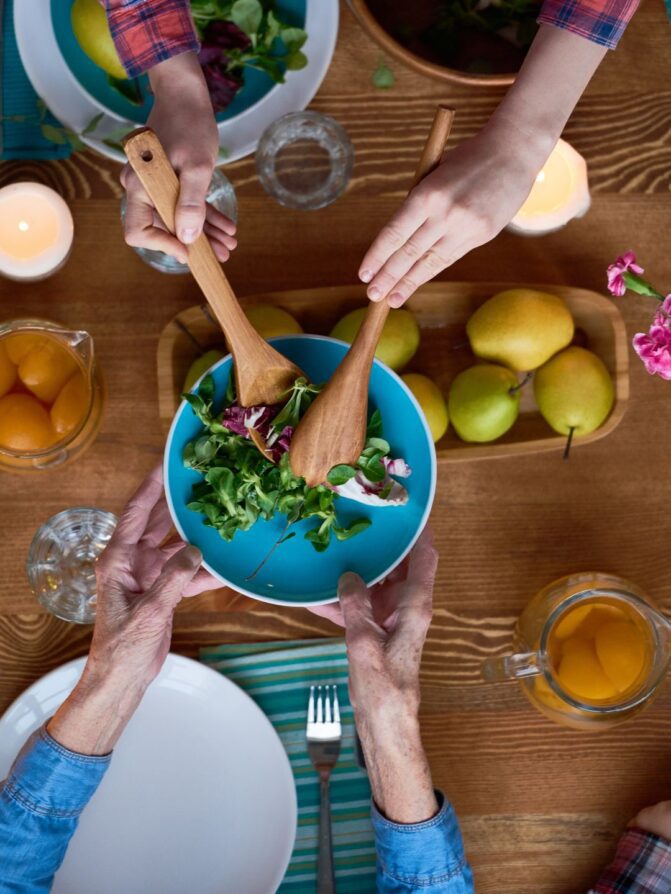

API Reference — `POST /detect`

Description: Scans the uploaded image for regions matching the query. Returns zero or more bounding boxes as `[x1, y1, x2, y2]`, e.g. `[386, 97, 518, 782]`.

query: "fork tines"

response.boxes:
[306, 685, 342, 740]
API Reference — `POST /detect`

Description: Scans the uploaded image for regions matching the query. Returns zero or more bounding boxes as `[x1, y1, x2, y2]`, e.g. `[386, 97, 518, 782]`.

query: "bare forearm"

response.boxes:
[487, 24, 608, 161]
[357, 708, 438, 824]
[47, 665, 147, 756]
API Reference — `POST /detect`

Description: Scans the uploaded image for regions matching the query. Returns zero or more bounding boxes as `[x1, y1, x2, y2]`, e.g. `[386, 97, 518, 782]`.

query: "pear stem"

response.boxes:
[563, 426, 575, 461]
[508, 372, 533, 395]
[452, 339, 470, 351]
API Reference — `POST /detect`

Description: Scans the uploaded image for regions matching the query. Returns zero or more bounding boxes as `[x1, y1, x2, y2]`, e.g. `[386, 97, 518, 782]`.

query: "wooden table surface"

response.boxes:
[2, 3, 671, 891]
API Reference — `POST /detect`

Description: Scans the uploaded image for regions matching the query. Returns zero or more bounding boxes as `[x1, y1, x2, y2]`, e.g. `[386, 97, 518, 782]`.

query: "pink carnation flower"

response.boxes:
[632, 296, 671, 380]
[607, 251, 644, 297]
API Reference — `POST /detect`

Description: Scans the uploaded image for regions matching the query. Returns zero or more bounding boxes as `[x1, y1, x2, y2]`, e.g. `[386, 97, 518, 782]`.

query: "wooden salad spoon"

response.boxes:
[124, 128, 303, 408]
[290, 105, 455, 486]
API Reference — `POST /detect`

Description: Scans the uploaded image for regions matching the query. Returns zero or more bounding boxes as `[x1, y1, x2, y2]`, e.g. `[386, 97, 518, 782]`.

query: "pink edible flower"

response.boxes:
[382, 456, 411, 478]
[632, 296, 671, 381]
[607, 251, 644, 297]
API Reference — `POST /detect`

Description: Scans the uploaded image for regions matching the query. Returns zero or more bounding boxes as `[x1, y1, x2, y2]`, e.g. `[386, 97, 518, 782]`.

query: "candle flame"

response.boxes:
[535, 170, 546, 184]
[17, 220, 29, 232]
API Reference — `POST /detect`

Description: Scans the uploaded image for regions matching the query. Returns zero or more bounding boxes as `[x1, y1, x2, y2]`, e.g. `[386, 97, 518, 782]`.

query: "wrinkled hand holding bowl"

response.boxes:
[164, 336, 436, 605]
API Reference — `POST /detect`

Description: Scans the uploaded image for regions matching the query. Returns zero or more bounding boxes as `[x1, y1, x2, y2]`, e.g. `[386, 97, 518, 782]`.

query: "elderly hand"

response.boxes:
[314, 530, 439, 823]
[121, 53, 237, 265]
[47, 466, 219, 755]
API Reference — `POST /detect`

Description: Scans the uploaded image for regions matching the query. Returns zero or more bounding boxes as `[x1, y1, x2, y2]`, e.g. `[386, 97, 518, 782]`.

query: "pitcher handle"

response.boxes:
[482, 651, 543, 683]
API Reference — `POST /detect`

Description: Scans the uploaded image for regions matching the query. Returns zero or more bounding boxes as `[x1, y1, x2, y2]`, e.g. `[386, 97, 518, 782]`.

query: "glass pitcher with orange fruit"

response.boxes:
[482, 573, 671, 730]
[0, 319, 104, 472]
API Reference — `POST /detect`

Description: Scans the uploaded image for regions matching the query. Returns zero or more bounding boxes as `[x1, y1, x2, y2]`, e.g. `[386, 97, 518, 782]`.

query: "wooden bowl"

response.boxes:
[156, 281, 629, 462]
[347, 0, 517, 88]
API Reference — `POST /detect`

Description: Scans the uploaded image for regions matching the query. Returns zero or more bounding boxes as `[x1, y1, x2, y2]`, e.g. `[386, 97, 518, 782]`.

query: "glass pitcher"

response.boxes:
[0, 319, 105, 472]
[482, 573, 671, 730]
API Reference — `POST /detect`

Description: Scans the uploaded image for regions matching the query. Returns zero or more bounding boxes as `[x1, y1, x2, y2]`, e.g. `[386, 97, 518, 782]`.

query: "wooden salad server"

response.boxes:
[123, 128, 303, 408]
[290, 105, 455, 486]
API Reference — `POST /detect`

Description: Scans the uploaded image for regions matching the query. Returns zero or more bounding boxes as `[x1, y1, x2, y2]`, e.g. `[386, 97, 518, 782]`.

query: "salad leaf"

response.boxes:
[230, 0, 263, 35]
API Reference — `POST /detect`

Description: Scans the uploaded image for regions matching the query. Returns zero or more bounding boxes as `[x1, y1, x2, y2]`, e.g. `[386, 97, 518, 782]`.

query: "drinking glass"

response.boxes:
[256, 111, 354, 210]
[120, 169, 237, 274]
[27, 508, 117, 624]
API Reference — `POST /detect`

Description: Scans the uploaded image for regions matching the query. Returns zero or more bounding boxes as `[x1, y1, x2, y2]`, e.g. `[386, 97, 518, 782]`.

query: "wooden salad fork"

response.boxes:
[290, 105, 455, 487]
[306, 685, 342, 894]
[123, 128, 303, 408]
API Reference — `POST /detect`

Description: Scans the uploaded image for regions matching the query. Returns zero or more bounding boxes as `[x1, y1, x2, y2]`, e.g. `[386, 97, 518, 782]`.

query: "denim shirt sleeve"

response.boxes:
[372, 792, 474, 893]
[0, 725, 110, 894]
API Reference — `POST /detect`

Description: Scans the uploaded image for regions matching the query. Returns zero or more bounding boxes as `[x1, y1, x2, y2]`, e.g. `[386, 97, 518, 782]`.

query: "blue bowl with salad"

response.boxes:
[164, 335, 436, 606]
[53, 0, 308, 126]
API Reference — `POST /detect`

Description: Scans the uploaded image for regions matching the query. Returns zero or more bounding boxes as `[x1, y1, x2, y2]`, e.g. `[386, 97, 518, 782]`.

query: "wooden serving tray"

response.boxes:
[157, 282, 629, 461]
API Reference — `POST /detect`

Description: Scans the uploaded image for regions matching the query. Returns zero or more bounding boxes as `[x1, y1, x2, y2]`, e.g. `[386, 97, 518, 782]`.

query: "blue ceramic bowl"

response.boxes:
[164, 336, 436, 605]
[52, 0, 307, 126]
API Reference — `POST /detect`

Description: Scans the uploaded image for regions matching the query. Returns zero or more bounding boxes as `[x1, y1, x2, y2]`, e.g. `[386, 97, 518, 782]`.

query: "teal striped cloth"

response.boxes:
[200, 638, 377, 893]
[0, 0, 71, 160]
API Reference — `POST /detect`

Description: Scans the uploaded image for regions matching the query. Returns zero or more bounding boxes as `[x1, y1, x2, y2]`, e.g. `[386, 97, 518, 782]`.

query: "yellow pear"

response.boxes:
[466, 289, 574, 371]
[330, 307, 420, 371]
[72, 0, 127, 80]
[402, 373, 449, 442]
[183, 350, 224, 393]
[448, 364, 520, 443]
[245, 305, 303, 339]
[534, 346, 614, 436]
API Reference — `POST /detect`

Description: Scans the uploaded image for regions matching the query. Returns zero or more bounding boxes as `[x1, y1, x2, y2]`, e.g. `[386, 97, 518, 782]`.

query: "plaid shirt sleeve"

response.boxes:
[103, 1, 200, 78]
[589, 827, 671, 894]
[537, 0, 640, 49]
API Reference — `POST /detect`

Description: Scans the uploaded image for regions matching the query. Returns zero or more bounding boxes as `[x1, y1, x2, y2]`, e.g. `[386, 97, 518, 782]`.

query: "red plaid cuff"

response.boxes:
[104, 0, 200, 78]
[538, 0, 640, 48]
[591, 828, 671, 894]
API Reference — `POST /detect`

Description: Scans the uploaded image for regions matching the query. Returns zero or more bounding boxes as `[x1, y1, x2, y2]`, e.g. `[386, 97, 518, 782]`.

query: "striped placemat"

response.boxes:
[200, 638, 376, 893]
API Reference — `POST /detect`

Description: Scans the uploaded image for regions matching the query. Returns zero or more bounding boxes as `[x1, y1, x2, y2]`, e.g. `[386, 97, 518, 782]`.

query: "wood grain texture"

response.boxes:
[1, 3, 671, 892]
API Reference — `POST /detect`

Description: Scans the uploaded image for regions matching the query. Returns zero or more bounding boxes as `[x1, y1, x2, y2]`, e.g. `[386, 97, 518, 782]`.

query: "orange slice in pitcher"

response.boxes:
[0, 342, 17, 398]
[18, 340, 78, 403]
[595, 621, 647, 694]
[4, 333, 47, 365]
[51, 373, 89, 437]
[0, 393, 55, 451]
[557, 638, 618, 702]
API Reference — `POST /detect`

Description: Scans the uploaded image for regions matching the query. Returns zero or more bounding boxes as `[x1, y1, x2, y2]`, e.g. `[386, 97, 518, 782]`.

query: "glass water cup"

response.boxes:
[482, 573, 671, 730]
[120, 169, 237, 274]
[256, 111, 354, 210]
[0, 319, 105, 473]
[27, 507, 117, 624]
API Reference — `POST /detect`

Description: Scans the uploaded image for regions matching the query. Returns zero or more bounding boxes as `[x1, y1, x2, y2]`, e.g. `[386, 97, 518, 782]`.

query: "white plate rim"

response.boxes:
[163, 333, 438, 607]
[15, 0, 339, 165]
[0, 653, 298, 894]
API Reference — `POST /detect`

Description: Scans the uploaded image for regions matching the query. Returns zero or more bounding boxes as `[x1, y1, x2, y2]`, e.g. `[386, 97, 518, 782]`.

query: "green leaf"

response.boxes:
[199, 373, 216, 406]
[366, 437, 390, 455]
[230, 0, 263, 35]
[107, 75, 144, 106]
[82, 112, 105, 136]
[285, 50, 308, 71]
[372, 59, 395, 89]
[195, 435, 217, 463]
[280, 26, 307, 53]
[334, 518, 371, 541]
[264, 10, 281, 44]
[366, 409, 383, 439]
[40, 124, 67, 145]
[327, 464, 357, 486]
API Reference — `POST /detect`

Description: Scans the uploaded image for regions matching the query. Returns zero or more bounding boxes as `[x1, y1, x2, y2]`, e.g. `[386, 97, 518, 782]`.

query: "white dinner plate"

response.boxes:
[0, 654, 297, 894]
[15, 0, 339, 164]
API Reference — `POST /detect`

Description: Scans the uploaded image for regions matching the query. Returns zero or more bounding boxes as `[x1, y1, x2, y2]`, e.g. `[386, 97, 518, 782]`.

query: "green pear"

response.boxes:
[448, 364, 521, 443]
[534, 346, 614, 436]
[183, 349, 224, 393]
[467, 289, 575, 371]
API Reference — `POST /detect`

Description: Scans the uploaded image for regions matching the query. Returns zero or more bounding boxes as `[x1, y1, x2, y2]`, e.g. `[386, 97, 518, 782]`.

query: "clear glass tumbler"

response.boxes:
[256, 111, 354, 210]
[120, 169, 237, 274]
[27, 508, 118, 624]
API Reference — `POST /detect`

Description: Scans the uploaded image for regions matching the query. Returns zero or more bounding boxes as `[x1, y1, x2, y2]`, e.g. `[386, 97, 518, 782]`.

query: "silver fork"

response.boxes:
[306, 685, 342, 894]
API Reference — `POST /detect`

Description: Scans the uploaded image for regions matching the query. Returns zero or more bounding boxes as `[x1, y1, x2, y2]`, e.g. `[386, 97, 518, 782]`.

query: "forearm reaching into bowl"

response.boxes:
[359, 24, 610, 307]
[100, 2, 237, 262]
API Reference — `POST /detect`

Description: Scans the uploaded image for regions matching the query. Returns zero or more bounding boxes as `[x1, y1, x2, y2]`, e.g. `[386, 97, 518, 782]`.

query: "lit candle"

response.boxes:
[0, 183, 74, 280]
[508, 139, 590, 236]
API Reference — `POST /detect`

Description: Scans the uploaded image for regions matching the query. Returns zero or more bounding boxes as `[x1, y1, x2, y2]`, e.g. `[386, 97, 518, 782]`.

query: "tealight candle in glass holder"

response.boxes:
[507, 139, 590, 236]
[0, 182, 74, 280]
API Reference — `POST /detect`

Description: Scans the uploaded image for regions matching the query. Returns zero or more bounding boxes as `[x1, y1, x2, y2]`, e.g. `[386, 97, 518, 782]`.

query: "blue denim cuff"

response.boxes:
[4, 725, 111, 819]
[372, 791, 473, 888]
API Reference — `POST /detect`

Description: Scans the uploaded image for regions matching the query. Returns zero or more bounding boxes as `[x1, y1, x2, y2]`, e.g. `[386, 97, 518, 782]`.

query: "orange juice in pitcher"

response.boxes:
[482, 573, 671, 730]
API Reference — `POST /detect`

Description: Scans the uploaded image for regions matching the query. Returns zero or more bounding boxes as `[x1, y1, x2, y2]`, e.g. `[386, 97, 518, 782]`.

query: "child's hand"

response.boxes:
[358, 123, 540, 308]
[121, 52, 237, 265]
